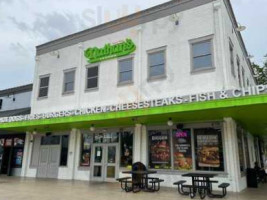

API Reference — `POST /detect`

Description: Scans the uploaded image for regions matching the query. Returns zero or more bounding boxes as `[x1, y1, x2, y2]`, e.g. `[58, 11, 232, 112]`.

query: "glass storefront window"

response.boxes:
[237, 127, 245, 172]
[148, 130, 171, 169]
[172, 129, 193, 171]
[60, 135, 69, 166]
[194, 128, 224, 171]
[80, 134, 92, 166]
[120, 131, 133, 167]
[94, 133, 119, 143]
[41, 135, 60, 145]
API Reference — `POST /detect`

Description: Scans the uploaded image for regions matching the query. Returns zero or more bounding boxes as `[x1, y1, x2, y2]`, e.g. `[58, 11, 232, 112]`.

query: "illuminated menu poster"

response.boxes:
[149, 130, 171, 169]
[172, 129, 192, 170]
[195, 128, 224, 170]
[80, 135, 92, 166]
[13, 149, 23, 167]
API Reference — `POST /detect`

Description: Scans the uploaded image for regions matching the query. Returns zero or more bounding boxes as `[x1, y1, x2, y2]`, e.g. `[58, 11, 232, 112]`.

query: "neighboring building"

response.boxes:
[0, 84, 32, 176]
[0, 0, 266, 192]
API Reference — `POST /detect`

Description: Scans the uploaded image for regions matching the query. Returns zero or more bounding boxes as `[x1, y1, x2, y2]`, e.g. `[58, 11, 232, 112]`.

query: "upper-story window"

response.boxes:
[118, 57, 133, 85]
[63, 70, 75, 94]
[242, 67, 246, 87]
[86, 66, 98, 90]
[38, 76, 50, 98]
[237, 56, 242, 87]
[229, 41, 235, 77]
[0, 99, 3, 110]
[191, 38, 213, 71]
[148, 48, 166, 80]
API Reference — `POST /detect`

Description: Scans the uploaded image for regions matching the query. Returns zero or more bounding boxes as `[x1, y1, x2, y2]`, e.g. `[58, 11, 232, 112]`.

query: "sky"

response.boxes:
[0, 0, 266, 90]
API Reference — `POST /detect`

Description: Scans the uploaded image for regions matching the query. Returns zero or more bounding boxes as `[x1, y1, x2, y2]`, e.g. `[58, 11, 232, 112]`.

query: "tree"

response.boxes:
[252, 60, 267, 85]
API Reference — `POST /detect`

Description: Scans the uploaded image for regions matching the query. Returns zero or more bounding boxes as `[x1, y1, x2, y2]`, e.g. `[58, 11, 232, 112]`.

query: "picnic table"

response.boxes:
[117, 162, 164, 193]
[174, 173, 230, 199]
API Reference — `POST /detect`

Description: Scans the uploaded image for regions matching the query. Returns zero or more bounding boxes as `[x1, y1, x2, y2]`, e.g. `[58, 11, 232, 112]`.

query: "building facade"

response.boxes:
[0, 0, 266, 193]
[0, 84, 32, 176]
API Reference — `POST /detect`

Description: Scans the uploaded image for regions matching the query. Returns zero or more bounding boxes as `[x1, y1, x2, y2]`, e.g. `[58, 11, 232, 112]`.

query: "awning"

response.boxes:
[0, 95, 267, 136]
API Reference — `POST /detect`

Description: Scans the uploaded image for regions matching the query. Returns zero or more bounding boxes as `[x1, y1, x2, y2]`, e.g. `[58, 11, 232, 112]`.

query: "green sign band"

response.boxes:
[84, 38, 136, 63]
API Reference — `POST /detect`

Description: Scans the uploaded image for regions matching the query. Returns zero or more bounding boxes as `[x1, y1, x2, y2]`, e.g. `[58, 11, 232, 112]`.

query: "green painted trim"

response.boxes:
[84, 38, 136, 63]
[1, 94, 267, 131]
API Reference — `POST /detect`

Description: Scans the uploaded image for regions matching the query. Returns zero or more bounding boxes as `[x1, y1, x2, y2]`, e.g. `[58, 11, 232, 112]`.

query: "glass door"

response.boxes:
[91, 144, 104, 181]
[104, 144, 119, 182]
[91, 144, 119, 182]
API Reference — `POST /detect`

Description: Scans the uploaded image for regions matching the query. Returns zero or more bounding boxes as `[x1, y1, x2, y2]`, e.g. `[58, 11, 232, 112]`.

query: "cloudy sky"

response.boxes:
[0, 0, 266, 89]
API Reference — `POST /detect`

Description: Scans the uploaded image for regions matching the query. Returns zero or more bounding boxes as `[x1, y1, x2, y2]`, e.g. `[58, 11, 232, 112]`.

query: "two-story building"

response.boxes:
[0, 0, 266, 192]
[0, 84, 32, 176]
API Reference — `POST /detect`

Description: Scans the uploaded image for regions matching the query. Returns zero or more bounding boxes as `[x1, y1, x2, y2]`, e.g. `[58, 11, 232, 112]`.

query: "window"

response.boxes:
[194, 128, 224, 171]
[147, 126, 225, 172]
[148, 130, 171, 169]
[172, 129, 193, 170]
[237, 127, 245, 173]
[41, 135, 60, 145]
[86, 66, 98, 90]
[38, 76, 50, 98]
[93, 132, 119, 143]
[237, 57, 242, 87]
[247, 79, 250, 87]
[118, 58, 133, 84]
[63, 70, 75, 94]
[242, 67, 246, 87]
[120, 131, 133, 167]
[229, 42, 235, 77]
[0, 99, 2, 110]
[60, 135, 69, 166]
[80, 134, 92, 166]
[191, 39, 213, 71]
[148, 49, 166, 79]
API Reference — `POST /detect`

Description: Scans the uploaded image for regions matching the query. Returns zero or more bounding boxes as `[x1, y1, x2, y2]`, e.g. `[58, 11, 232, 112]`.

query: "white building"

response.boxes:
[0, 0, 266, 192]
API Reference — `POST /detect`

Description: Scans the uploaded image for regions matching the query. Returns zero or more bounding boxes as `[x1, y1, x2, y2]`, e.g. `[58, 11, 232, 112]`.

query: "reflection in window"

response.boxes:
[80, 134, 92, 166]
[194, 128, 224, 171]
[148, 130, 171, 169]
[60, 135, 69, 166]
[192, 40, 212, 70]
[148, 50, 165, 78]
[120, 132, 133, 167]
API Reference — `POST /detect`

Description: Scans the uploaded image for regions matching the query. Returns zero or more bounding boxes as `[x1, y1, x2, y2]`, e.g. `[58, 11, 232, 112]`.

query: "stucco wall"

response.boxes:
[0, 91, 31, 112]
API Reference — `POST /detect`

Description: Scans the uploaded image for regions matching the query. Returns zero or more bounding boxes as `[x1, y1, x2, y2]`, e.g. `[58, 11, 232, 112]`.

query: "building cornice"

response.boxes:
[36, 0, 214, 55]
[0, 84, 33, 97]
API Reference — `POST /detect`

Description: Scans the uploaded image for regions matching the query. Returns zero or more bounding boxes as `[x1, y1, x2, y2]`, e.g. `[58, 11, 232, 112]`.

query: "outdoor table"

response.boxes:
[182, 173, 218, 199]
[122, 170, 157, 191]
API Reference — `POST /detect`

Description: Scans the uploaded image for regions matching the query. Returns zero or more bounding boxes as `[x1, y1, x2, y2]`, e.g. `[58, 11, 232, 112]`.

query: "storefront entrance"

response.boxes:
[91, 143, 119, 182]
[37, 135, 61, 179]
[0, 134, 25, 176]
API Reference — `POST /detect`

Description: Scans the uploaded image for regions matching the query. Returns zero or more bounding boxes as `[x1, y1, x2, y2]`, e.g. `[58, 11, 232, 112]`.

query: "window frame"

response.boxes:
[146, 123, 226, 173]
[117, 56, 134, 86]
[190, 35, 215, 73]
[38, 74, 50, 99]
[237, 56, 242, 88]
[0, 99, 3, 110]
[147, 47, 167, 81]
[229, 40, 235, 77]
[85, 65, 99, 92]
[62, 68, 76, 95]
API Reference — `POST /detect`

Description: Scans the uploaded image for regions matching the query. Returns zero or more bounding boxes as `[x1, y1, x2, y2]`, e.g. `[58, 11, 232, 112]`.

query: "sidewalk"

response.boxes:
[0, 176, 266, 200]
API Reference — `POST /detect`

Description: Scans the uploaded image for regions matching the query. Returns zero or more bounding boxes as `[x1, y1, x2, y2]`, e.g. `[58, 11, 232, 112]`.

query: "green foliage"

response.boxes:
[252, 60, 267, 85]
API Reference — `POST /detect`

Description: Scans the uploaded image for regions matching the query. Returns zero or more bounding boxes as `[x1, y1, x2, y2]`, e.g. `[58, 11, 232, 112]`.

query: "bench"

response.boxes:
[208, 183, 230, 198]
[149, 179, 164, 191]
[116, 177, 133, 192]
[173, 180, 190, 196]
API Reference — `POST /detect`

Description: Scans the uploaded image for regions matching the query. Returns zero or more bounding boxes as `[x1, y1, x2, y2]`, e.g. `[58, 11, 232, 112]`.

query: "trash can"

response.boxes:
[247, 168, 258, 188]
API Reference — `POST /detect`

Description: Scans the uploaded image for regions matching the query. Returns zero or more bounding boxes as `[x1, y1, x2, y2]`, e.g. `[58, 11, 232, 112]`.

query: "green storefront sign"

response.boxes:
[84, 38, 136, 63]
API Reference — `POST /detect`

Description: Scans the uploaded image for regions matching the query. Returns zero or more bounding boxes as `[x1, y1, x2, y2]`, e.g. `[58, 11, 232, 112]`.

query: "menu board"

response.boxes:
[196, 132, 220, 168]
[173, 129, 192, 170]
[14, 138, 24, 147]
[13, 148, 23, 167]
[149, 130, 171, 169]
[80, 134, 92, 166]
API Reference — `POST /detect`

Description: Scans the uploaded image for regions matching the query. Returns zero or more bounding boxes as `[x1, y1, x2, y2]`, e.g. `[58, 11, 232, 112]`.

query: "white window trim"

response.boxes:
[190, 35, 215, 74]
[85, 64, 99, 92]
[117, 55, 134, 86]
[147, 46, 167, 81]
[62, 68, 76, 95]
[37, 74, 50, 99]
